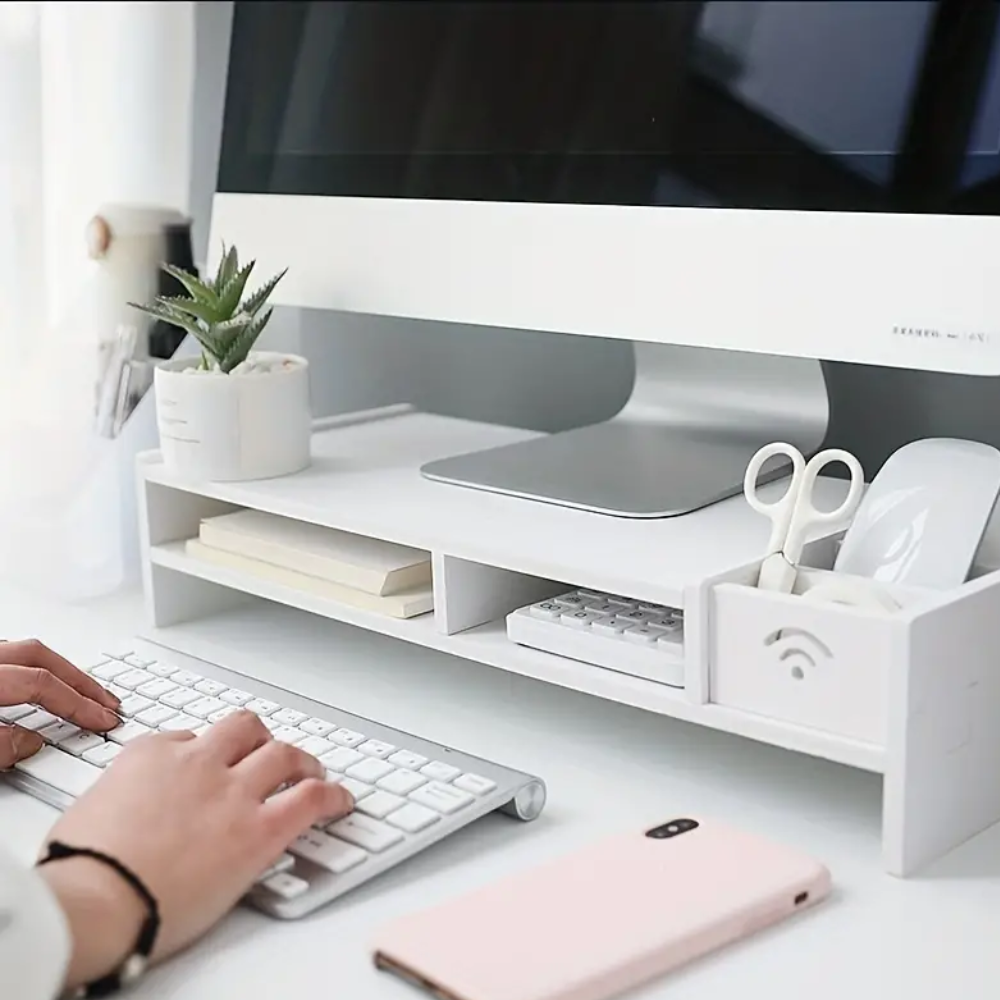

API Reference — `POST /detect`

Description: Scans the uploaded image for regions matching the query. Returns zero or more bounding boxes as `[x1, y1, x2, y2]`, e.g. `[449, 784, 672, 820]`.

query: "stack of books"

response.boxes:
[185, 509, 434, 618]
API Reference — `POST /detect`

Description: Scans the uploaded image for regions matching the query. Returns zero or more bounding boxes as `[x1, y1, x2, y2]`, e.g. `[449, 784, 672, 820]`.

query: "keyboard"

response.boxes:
[506, 588, 684, 687]
[1, 639, 546, 920]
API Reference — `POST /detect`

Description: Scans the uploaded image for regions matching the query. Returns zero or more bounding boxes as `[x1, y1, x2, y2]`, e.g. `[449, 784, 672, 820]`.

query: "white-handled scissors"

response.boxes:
[743, 442, 865, 593]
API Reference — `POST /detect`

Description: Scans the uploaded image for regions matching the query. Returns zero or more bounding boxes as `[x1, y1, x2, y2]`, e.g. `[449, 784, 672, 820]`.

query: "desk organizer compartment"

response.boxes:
[710, 584, 897, 745]
[706, 541, 1000, 875]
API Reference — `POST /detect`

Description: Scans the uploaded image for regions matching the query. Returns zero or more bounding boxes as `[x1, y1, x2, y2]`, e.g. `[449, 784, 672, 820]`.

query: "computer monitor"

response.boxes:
[212, 0, 1000, 517]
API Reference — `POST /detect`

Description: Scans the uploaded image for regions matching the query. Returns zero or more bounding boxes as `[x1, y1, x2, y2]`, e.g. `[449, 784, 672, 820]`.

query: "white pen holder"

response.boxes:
[702, 531, 1000, 875]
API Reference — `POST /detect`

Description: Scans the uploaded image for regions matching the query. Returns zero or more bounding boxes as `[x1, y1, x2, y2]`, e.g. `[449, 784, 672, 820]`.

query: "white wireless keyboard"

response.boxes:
[1, 640, 546, 920]
[507, 589, 684, 687]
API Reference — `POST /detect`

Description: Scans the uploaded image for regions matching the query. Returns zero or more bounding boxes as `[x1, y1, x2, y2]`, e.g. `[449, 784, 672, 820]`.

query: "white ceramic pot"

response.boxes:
[154, 351, 311, 481]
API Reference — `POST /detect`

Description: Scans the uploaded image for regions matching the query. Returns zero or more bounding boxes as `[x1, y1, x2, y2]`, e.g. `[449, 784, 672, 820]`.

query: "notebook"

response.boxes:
[197, 509, 431, 597]
[185, 539, 434, 619]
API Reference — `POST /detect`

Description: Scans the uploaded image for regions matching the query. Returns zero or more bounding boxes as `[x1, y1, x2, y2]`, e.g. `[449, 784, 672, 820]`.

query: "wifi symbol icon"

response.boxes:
[763, 628, 832, 680]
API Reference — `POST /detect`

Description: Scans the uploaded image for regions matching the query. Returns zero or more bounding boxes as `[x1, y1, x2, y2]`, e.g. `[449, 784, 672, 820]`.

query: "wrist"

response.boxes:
[39, 855, 148, 991]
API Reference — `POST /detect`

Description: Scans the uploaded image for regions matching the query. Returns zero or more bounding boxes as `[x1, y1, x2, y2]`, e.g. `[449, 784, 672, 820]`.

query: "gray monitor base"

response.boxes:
[421, 343, 830, 518]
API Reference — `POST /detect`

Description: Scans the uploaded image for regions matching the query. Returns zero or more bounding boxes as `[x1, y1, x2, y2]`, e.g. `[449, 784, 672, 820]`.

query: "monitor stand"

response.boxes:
[420, 343, 830, 518]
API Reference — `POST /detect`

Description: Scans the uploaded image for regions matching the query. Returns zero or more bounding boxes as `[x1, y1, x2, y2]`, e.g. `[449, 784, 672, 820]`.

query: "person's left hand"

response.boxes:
[0, 639, 120, 768]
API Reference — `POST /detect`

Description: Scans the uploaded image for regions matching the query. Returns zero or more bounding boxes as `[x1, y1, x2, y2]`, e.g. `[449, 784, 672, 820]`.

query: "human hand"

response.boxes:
[39, 711, 353, 990]
[0, 639, 120, 767]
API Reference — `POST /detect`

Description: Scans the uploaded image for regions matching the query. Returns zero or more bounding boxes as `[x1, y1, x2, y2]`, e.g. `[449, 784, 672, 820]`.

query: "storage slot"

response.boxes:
[434, 555, 685, 689]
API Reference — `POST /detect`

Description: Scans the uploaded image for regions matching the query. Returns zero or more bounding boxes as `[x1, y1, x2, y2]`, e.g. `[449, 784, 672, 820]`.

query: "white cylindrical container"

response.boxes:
[154, 351, 312, 481]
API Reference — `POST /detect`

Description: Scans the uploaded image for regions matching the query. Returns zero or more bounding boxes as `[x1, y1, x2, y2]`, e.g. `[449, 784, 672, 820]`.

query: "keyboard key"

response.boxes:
[11, 709, 60, 732]
[337, 777, 374, 802]
[529, 601, 564, 621]
[419, 761, 461, 783]
[220, 688, 252, 707]
[453, 773, 497, 796]
[299, 718, 337, 738]
[135, 678, 177, 700]
[356, 790, 406, 819]
[358, 740, 396, 759]
[330, 728, 365, 748]
[260, 873, 310, 900]
[583, 601, 619, 615]
[319, 747, 364, 773]
[159, 714, 201, 733]
[39, 722, 81, 744]
[186, 697, 227, 720]
[387, 750, 428, 771]
[410, 781, 474, 815]
[260, 717, 282, 733]
[160, 688, 201, 710]
[345, 758, 395, 784]
[91, 661, 131, 682]
[246, 699, 280, 717]
[291, 829, 368, 873]
[169, 670, 203, 687]
[82, 742, 122, 767]
[377, 769, 427, 796]
[135, 704, 178, 728]
[297, 736, 336, 759]
[144, 661, 178, 678]
[272, 726, 307, 746]
[59, 732, 106, 757]
[328, 814, 403, 853]
[553, 593, 588, 608]
[387, 803, 441, 834]
[118, 694, 154, 718]
[15, 746, 102, 797]
[123, 654, 156, 669]
[80, 658, 111, 674]
[194, 679, 227, 697]
[272, 708, 308, 727]
[107, 721, 152, 745]
[208, 705, 241, 724]
[616, 609, 658, 625]
[561, 610, 604, 629]
[592, 618, 627, 636]
[115, 669, 156, 691]
[0, 704, 34, 723]
[624, 625, 667, 646]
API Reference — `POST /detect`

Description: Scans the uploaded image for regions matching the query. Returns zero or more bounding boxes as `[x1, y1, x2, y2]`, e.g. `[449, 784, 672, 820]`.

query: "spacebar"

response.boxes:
[14, 747, 103, 798]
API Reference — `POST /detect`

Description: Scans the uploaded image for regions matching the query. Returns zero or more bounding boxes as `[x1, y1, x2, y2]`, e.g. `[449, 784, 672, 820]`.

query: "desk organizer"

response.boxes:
[135, 404, 1000, 877]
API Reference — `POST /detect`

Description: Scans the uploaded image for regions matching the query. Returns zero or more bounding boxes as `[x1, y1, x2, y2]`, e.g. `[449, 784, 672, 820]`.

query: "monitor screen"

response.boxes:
[219, 0, 1000, 214]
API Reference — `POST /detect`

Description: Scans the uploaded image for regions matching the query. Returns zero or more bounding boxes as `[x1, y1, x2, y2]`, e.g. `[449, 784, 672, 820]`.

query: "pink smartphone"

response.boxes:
[372, 817, 830, 1000]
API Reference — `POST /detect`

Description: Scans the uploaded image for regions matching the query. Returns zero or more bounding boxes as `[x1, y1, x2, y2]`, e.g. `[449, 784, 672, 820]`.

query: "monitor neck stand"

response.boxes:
[420, 342, 830, 518]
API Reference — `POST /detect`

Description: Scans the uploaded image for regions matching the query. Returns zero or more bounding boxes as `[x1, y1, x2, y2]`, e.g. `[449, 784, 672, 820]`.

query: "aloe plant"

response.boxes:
[130, 244, 287, 373]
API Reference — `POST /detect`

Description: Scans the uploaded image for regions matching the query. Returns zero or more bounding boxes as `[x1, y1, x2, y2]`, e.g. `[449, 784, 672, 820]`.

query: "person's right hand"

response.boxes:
[0, 638, 120, 767]
[37, 711, 353, 991]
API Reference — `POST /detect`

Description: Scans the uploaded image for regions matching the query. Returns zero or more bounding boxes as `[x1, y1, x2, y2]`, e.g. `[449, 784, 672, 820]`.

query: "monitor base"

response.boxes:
[420, 343, 829, 518]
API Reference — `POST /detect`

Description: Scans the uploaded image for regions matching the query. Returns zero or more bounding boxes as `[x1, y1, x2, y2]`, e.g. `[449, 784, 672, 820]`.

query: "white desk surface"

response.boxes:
[0, 583, 996, 999]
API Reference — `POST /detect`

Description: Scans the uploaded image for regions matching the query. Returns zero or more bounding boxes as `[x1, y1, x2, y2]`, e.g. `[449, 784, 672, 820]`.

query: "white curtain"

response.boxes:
[0, 1, 194, 598]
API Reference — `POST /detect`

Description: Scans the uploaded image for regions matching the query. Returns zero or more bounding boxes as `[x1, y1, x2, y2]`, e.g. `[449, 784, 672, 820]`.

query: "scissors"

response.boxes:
[743, 442, 865, 593]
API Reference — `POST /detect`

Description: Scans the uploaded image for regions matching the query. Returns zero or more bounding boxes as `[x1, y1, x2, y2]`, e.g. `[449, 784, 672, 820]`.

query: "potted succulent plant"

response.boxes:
[131, 244, 311, 481]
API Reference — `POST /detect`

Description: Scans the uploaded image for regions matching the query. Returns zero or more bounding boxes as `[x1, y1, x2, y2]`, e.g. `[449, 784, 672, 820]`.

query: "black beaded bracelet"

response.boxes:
[37, 841, 161, 998]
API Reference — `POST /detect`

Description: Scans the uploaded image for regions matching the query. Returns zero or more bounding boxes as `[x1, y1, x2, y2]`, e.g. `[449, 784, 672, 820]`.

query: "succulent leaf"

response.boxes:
[161, 263, 219, 305]
[241, 268, 287, 317]
[214, 243, 239, 293]
[220, 307, 273, 373]
[217, 261, 255, 318]
[132, 244, 285, 372]
[156, 295, 220, 326]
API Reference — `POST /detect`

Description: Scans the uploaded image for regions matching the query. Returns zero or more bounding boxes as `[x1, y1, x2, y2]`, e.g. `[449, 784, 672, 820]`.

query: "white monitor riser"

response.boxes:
[137, 406, 1000, 879]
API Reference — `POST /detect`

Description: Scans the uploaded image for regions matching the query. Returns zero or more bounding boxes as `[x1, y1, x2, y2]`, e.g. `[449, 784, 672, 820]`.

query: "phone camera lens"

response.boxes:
[645, 818, 699, 840]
